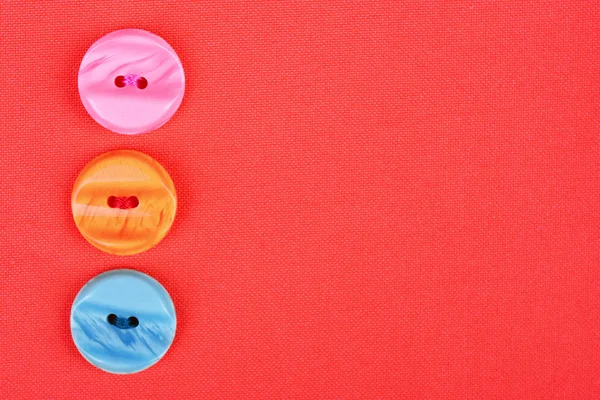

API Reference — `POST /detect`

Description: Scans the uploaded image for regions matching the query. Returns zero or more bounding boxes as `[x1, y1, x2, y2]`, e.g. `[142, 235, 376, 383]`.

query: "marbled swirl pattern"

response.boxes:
[71, 150, 177, 255]
[79, 29, 185, 135]
[70, 270, 176, 374]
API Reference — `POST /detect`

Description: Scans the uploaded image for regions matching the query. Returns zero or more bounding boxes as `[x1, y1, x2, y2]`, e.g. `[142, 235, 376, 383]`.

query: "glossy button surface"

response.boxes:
[72, 150, 176, 255]
[71, 269, 176, 374]
[79, 29, 185, 135]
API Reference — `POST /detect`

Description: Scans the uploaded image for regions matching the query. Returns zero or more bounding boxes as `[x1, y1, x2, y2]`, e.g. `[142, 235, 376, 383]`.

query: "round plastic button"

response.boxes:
[72, 150, 177, 255]
[78, 29, 185, 135]
[71, 269, 176, 374]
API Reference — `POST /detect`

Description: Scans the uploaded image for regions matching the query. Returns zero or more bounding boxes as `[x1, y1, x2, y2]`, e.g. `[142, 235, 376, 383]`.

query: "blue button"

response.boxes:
[70, 269, 176, 374]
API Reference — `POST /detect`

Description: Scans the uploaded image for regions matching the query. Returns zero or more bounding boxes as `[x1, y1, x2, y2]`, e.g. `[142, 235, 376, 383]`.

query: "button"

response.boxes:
[71, 269, 176, 374]
[72, 150, 176, 255]
[78, 29, 185, 135]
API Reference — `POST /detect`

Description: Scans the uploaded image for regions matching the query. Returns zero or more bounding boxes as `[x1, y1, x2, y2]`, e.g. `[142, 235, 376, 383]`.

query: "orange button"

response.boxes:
[72, 150, 177, 255]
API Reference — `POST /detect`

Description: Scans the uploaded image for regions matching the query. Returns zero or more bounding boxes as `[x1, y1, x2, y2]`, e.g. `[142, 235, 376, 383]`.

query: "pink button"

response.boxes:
[78, 29, 185, 135]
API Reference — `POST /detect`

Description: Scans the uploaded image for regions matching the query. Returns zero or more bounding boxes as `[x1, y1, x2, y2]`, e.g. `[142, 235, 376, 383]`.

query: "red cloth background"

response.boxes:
[1, 2, 599, 399]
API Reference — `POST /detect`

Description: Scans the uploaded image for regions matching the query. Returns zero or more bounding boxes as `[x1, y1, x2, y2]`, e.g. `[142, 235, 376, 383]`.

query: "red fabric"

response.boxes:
[1, 2, 599, 399]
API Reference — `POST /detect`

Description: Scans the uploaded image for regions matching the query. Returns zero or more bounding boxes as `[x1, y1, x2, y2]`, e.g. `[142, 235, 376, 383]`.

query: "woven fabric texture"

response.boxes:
[1, 1, 599, 399]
